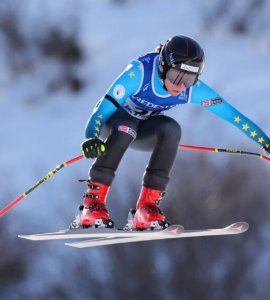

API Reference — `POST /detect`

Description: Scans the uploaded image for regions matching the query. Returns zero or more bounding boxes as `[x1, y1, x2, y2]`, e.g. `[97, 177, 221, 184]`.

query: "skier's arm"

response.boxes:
[189, 81, 270, 149]
[85, 60, 143, 139]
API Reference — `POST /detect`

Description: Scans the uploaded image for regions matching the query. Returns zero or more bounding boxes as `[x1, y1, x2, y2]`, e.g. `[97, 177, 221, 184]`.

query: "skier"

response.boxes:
[71, 35, 270, 230]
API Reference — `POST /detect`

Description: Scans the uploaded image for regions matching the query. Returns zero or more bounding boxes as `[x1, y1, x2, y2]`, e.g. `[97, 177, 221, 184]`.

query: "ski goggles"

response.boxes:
[166, 64, 199, 87]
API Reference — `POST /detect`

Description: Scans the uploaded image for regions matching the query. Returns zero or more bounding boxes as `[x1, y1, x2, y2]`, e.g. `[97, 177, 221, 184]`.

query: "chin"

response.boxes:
[170, 91, 181, 96]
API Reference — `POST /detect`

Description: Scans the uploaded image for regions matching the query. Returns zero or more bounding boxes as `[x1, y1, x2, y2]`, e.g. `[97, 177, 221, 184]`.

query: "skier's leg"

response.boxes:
[129, 115, 181, 229]
[74, 109, 139, 228]
[132, 115, 181, 190]
[90, 109, 139, 185]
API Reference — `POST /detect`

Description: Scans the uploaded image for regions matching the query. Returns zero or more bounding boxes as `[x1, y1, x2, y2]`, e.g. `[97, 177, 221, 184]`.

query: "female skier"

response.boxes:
[71, 35, 270, 230]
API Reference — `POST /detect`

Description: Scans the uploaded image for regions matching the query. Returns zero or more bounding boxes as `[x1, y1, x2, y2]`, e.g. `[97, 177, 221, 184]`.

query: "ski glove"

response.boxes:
[81, 138, 106, 158]
[263, 144, 270, 156]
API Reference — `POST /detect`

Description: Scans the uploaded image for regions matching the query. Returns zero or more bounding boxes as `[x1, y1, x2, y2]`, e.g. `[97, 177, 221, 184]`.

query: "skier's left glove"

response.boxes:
[263, 144, 270, 156]
[81, 138, 106, 159]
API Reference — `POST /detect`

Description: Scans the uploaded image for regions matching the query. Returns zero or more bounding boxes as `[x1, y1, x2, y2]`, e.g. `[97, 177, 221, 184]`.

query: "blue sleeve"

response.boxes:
[189, 80, 270, 148]
[85, 60, 143, 138]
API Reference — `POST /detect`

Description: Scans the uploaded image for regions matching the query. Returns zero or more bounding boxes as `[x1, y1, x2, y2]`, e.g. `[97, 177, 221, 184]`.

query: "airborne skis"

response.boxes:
[18, 222, 249, 248]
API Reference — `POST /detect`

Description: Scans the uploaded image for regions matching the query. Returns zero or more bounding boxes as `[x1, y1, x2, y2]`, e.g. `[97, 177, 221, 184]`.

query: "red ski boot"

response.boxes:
[77, 180, 114, 228]
[131, 186, 170, 230]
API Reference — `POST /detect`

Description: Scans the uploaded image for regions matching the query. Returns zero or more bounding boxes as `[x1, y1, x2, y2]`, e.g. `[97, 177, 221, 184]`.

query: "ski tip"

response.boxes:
[225, 222, 249, 234]
[18, 234, 40, 241]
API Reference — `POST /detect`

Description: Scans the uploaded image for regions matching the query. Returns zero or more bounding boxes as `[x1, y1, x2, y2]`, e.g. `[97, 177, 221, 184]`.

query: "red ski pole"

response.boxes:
[1, 144, 269, 218]
[0, 154, 84, 218]
[179, 144, 270, 163]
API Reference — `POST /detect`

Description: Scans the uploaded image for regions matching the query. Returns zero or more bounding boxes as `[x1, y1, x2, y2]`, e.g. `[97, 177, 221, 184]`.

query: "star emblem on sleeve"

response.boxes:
[91, 114, 104, 138]
[129, 71, 135, 78]
[258, 137, 265, 144]
[250, 130, 257, 138]
[242, 123, 250, 131]
[234, 116, 241, 123]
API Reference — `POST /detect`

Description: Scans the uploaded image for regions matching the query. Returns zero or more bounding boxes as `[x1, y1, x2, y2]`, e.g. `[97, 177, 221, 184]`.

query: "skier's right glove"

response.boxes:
[81, 138, 106, 159]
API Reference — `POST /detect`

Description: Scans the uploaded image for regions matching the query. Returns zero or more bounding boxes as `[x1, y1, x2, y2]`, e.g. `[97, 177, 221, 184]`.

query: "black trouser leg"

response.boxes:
[89, 109, 181, 191]
[90, 109, 139, 185]
[131, 115, 181, 190]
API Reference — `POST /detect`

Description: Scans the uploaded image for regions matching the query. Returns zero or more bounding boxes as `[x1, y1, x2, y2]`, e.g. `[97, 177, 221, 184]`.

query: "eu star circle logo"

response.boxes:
[113, 84, 125, 99]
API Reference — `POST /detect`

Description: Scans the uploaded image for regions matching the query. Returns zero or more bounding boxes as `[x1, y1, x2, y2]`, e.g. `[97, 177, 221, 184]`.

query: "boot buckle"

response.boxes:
[150, 221, 159, 229]
[94, 219, 103, 227]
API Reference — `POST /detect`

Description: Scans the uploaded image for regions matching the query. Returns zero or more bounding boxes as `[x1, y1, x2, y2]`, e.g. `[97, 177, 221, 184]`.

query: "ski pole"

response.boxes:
[1, 144, 269, 218]
[179, 144, 270, 163]
[0, 154, 84, 218]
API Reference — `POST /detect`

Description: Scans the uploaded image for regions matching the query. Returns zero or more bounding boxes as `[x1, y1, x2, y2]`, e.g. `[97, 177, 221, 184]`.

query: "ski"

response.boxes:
[18, 222, 248, 248]
[65, 222, 249, 248]
[18, 224, 184, 241]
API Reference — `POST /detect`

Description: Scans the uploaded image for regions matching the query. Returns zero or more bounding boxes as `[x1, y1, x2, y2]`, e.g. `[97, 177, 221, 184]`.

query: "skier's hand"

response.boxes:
[263, 144, 270, 156]
[81, 138, 106, 158]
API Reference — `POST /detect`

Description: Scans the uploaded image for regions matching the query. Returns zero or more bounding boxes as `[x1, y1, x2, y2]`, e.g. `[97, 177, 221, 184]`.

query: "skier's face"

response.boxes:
[164, 78, 186, 96]
[164, 66, 198, 96]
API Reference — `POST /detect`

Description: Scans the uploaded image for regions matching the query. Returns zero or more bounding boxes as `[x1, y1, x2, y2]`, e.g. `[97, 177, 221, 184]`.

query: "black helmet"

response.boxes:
[158, 35, 205, 83]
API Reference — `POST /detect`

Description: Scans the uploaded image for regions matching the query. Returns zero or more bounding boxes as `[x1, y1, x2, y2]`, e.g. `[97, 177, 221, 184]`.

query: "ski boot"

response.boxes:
[129, 186, 170, 231]
[70, 180, 114, 229]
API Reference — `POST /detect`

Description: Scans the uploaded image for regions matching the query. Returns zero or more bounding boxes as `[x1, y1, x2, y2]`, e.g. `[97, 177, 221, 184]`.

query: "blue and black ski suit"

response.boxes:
[84, 52, 270, 190]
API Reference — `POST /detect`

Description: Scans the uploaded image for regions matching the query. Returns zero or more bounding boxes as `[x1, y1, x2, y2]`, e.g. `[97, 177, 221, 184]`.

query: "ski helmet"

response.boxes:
[158, 35, 205, 86]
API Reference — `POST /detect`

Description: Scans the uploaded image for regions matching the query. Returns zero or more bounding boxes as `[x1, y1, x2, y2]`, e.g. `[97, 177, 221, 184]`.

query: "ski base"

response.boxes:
[18, 222, 249, 248]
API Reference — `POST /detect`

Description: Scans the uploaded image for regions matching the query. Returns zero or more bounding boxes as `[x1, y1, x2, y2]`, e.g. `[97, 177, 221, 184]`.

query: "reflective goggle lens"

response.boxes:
[166, 68, 197, 88]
